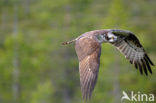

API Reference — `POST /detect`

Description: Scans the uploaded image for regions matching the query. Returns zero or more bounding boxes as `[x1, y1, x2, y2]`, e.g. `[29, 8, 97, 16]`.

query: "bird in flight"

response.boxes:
[62, 29, 154, 100]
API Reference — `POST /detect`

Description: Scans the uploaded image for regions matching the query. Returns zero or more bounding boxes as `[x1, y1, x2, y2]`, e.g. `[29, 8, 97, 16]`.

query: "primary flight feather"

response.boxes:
[62, 29, 154, 100]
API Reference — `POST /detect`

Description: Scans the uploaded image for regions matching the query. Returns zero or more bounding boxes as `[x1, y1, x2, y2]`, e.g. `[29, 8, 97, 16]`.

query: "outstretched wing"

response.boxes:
[75, 37, 101, 100]
[112, 31, 154, 75]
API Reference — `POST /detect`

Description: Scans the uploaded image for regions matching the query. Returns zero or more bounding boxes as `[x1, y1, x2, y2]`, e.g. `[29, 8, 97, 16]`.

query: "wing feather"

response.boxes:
[141, 59, 148, 75]
[138, 61, 143, 74]
[113, 33, 154, 75]
[75, 37, 101, 100]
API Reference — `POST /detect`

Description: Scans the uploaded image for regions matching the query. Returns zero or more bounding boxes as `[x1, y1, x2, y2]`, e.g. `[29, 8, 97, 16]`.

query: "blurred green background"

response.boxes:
[0, 0, 156, 103]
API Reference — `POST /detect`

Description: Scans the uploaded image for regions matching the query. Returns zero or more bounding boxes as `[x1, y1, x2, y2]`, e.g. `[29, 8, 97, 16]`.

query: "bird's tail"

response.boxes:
[62, 39, 76, 45]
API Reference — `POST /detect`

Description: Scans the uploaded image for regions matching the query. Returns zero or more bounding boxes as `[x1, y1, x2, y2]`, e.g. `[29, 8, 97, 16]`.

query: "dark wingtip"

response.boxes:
[134, 62, 138, 69]
[133, 55, 153, 76]
[145, 54, 154, 66]
[144, 57, 153, 74]
[141, 59, 148, 76]
[152, 63, 155, 66]
[138, 62, 143, 75]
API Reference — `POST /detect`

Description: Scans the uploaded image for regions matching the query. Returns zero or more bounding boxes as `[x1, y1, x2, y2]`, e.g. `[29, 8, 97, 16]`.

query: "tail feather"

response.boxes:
[62, 39, 76, 45]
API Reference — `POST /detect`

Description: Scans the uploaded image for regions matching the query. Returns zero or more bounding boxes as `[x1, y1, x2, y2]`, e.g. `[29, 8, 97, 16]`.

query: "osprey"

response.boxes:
[62, 29, 154, 100]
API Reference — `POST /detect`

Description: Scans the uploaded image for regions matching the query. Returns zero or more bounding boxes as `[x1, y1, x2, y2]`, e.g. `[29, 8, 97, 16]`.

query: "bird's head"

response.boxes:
[105, 31, 118, 43]
[96, 31, 118, 43]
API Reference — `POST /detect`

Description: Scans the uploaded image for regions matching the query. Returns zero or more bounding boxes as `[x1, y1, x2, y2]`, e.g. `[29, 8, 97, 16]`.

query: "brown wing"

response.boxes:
[113, 33, 154, 75]
[75, 37, 101, 100]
